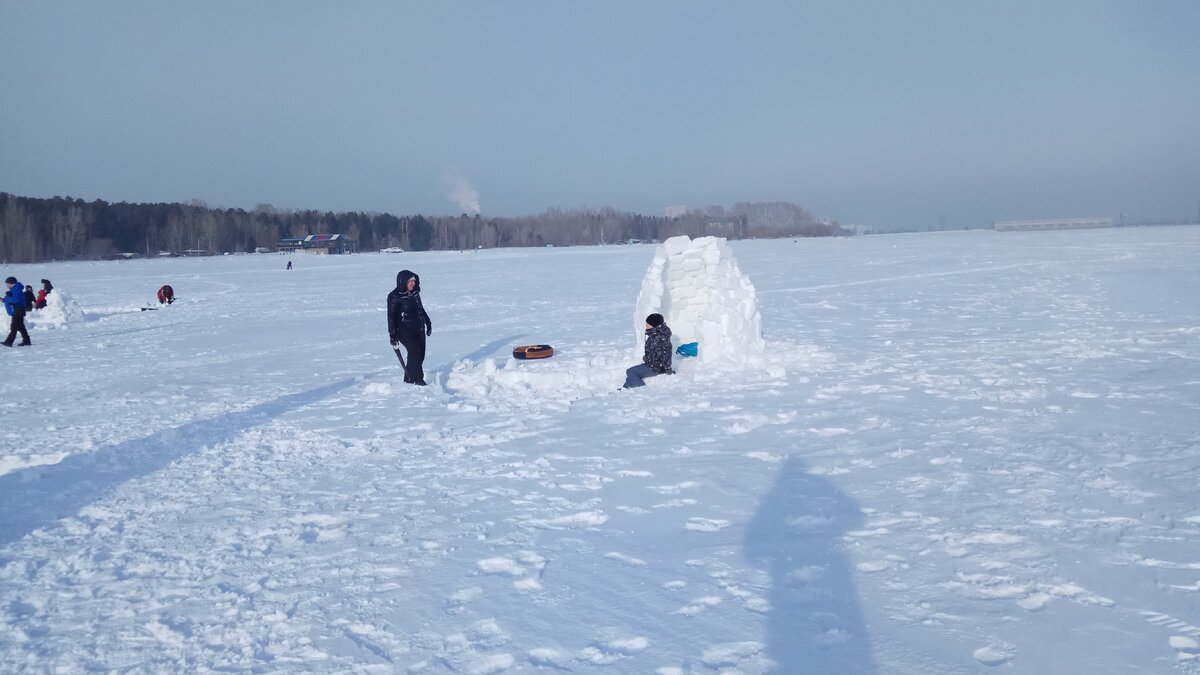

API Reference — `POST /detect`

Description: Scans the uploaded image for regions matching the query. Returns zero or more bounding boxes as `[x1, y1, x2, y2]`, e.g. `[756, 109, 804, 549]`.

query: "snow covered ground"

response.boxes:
[1, 226, 1198, 674]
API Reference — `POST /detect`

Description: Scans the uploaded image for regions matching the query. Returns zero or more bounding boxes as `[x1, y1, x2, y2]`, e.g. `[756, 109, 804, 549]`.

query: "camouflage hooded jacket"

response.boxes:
[643, 323, 674, 374]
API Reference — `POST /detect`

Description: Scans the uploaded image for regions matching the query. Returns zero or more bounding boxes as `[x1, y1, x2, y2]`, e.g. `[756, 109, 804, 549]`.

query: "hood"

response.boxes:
[646, 323, 671, 339]
[396, 269, 421, 292]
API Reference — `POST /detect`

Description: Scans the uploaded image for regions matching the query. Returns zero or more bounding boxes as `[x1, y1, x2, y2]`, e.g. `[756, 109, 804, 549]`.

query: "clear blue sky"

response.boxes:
[2, 1, 1197, 228]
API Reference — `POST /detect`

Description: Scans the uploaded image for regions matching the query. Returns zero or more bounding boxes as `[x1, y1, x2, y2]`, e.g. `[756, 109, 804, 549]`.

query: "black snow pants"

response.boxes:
[4, 308, 29, 346]
[397, 326, 427, 385]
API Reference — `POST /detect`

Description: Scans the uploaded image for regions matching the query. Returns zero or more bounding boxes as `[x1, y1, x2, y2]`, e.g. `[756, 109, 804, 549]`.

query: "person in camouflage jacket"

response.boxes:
[623, 313, 674, 388]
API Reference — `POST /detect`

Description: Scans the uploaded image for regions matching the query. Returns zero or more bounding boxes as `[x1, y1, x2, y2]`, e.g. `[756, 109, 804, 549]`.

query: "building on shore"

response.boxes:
[276, 234, 356, 255]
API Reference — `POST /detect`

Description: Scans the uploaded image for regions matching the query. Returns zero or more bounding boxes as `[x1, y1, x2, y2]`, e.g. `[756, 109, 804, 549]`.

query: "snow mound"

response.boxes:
[634, 235, 766, 368]
[444, 341, 833, 408]
[28, 290, 88, 329]
[446, 351, 630, 405]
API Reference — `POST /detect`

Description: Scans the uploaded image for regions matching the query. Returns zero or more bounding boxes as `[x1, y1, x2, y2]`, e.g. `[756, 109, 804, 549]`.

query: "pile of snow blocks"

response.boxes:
[634, 235, 766, 367]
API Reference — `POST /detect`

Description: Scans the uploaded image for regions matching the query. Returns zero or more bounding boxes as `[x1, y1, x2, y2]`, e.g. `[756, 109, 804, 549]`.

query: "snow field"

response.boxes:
[0, 227, 1198, 673]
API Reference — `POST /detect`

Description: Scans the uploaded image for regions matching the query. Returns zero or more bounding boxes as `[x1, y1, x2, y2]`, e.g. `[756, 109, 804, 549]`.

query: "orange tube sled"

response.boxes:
[512, 344, 554, 360]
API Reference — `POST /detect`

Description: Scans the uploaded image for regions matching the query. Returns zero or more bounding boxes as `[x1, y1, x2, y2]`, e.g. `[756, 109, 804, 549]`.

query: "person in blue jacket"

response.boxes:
[3, 276, 31, 347]
[387, 269, 432, 385]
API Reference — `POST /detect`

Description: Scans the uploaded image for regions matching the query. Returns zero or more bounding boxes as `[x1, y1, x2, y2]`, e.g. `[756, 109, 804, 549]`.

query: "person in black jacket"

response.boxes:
[623, 313, 674, 388]
[387, 269, 433, 385]
[22, 285, 36, 312]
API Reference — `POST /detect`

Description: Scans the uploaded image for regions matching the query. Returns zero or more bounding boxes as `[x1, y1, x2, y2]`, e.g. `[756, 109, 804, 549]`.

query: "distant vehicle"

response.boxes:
[379, 247, 405, 253]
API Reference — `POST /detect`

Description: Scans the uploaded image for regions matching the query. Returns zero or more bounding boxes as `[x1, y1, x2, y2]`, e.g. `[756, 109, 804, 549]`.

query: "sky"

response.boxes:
[1, 1, 1198, 229]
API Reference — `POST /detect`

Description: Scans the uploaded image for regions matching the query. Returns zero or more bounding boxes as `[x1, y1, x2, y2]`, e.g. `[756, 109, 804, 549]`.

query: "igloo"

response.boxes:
[633, 235, 766, 366]
[27, 289, 87, 329]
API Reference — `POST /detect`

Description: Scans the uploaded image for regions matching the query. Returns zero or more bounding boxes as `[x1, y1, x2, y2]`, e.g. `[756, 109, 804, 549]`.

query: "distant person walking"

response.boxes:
[623, 313, 674, 388]
[387, 269, 433, 386]
[2, 276, 31, 347]
[157, 284, 175, 305]
[286, 260, 292, 270]
[22, 285, 35, 312]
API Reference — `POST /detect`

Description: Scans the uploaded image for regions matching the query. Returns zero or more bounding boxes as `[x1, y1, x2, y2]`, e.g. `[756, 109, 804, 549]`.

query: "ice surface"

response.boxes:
[1, 227, 1198, 673]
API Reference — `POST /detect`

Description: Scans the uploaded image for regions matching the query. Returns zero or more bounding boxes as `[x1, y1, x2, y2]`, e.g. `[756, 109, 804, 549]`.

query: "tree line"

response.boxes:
[0, 192, 840, 263]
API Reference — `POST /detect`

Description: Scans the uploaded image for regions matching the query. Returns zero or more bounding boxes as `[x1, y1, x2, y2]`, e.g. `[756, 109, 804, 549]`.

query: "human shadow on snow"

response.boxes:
[744, 455, 878, 674]
[0, 377, 363, 549]
[460, 334, 526, 362]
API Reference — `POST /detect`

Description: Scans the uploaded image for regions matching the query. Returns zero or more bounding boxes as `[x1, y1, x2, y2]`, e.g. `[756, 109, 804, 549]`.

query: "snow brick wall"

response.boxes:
[634, 235, 766, 367]
[28, 290, 88, 329]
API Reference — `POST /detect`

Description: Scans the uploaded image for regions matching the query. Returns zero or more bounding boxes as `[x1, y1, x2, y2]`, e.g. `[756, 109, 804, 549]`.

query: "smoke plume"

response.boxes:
[442, 168, 481, 215]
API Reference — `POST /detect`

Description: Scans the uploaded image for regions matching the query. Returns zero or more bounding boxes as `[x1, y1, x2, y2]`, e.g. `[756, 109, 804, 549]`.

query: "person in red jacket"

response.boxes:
[157, 285, 175, 305]
[35, 279, 51, 309]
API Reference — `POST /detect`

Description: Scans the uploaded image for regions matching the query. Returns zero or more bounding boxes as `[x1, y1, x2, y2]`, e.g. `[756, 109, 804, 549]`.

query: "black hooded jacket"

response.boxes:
[387, 269, 432, 337]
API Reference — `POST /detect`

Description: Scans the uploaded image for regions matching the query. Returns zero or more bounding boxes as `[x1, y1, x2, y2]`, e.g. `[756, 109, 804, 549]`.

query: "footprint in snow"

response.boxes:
[460, 652, 515, 674]
[973, 645, 1013, 666]
[445, 586, 484, 614]
[527, 647, 573, 669]
[700, 641, 764, 669]
[1169, 636, 1199, 661]
[604, 552, 646, 567]
[648, 480, 701, 495]
[685, 517, 731, 532]
[674, 595, 722, 616]
[579, 636, 649, 665]
[475, 551, 547, 591]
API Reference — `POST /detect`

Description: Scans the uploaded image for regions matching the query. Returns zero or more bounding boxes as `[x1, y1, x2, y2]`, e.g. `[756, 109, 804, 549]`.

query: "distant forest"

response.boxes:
[0, 192, 841, 263]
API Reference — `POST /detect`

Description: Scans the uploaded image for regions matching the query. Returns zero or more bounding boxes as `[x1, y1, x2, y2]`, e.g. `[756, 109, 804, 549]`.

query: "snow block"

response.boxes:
[27, 290, 88, 329]
[634, 235, 766, 367]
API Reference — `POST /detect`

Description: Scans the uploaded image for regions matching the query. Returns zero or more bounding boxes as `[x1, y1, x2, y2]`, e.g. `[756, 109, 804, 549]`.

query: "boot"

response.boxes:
[1, 341, 11, 348]
[17, 340, 31, 346]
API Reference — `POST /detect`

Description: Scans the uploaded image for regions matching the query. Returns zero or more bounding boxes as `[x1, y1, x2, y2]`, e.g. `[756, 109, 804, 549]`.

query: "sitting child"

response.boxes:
[624, 313, 674, 388]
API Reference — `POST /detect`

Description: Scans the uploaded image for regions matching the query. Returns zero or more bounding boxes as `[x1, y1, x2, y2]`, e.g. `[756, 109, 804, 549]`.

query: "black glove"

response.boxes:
[425, 325, 432, 337]
[389, 331, 399, 345]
